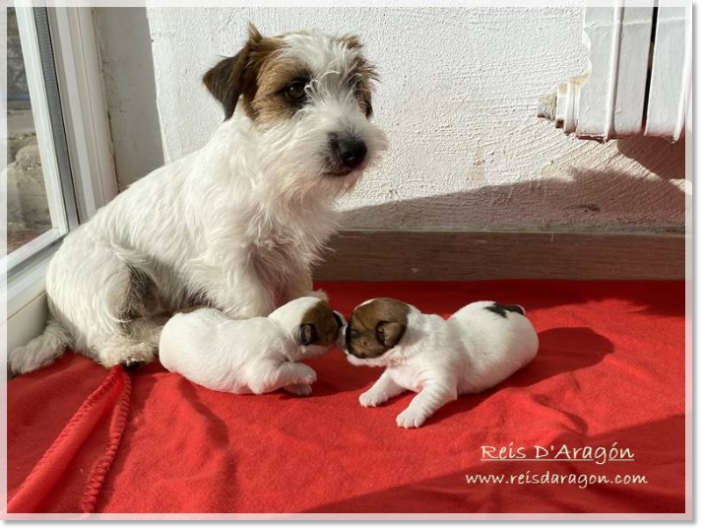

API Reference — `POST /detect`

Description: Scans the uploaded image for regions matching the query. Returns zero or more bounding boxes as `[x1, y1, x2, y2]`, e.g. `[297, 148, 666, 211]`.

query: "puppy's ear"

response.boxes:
[203, 24, 263, 119]
[300, 324, 318, 346]
[376, 321, 405, 349]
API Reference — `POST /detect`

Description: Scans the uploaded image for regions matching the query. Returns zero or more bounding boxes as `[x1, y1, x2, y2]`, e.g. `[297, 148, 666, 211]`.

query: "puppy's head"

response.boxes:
[268, 296, 345, 360]
[343, 298, 410, 367]
[203, 24, 387, 199]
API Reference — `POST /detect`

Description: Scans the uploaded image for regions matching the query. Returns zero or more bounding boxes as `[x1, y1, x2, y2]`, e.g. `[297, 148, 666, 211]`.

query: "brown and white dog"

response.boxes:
[160, 296, 345, 396]
[343, 298, 539, 428]
[9, 25, 387, 375]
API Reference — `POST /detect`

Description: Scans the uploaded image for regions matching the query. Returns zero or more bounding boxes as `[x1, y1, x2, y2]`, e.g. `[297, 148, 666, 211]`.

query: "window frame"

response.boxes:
[3, 6, 78, 275]
[5, 6, 117, 353]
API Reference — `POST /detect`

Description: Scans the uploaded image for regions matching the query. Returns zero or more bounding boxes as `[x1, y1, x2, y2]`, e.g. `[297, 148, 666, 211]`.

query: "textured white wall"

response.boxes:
[147, 7, 686, 232]
[95, 7, 164, 190]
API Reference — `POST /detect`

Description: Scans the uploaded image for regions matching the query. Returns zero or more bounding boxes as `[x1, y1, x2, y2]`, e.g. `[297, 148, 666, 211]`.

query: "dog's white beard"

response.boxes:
[254, 97, 388, 203]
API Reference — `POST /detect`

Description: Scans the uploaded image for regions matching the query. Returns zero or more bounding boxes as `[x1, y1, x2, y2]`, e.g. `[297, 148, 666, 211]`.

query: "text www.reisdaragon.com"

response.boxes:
[465, 471, 648, 490]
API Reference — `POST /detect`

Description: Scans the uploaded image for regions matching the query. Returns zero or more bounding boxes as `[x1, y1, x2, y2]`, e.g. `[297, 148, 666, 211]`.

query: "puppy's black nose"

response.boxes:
[332, 137, 367, 170]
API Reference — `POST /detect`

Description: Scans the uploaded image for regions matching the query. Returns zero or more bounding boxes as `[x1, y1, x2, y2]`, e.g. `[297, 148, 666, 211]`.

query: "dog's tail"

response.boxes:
[8, 320, 72, 377]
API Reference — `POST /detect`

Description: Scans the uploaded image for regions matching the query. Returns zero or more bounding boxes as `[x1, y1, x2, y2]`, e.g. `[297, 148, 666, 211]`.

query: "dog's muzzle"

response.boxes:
[327, 134, 368, 175]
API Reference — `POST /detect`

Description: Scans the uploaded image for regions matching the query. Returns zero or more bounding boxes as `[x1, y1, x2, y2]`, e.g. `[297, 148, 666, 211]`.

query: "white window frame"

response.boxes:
[2, 6, 75, 275]
[4, 5, 117, 354]
[50, 7, 118, 220]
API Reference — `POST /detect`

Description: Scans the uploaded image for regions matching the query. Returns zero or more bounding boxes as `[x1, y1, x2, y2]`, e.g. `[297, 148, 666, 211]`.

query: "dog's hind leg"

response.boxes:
[49, 239, 162, 369]
[91, 266, 164, 369]
[128, 317, 164, 348]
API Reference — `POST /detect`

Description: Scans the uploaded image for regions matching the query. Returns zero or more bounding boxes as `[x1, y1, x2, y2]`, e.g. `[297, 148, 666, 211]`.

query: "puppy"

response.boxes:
[343, 299, 539, 428]
[160, 296, 344, 396]
[9, 25, 386, 375]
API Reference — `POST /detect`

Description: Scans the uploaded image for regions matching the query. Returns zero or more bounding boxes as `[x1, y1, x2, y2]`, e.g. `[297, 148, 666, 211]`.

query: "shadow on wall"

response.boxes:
[341, 137, 686, 231]
[616, 136, 686, 181]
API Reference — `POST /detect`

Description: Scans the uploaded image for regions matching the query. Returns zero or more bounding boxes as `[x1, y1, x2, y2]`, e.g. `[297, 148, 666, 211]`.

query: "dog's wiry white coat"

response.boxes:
[345, 301, 539, 429]
[9, 30, 386, 375]
[160, 297, 342, 396]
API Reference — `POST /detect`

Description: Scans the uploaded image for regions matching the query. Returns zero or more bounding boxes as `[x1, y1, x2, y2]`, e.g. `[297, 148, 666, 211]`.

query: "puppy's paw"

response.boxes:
[359, 390, 386, 408]
[295, 364, 317, 385]
[396, 408, 427, 429]
[284, 383, 313, 397]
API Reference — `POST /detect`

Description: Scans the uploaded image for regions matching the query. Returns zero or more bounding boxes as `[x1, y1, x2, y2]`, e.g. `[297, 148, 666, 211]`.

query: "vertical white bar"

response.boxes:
[573, 5, 618, 140]
[14, 7, 69, 235]
[49, 7, 118, 221]
[1, 7, 11, 510]
[612, 3, 654, 137]
[683, 3, 692, 515]
[1, 7, 8, 264]
[645, 6, 690, 141]
[575, 2, 654, 140]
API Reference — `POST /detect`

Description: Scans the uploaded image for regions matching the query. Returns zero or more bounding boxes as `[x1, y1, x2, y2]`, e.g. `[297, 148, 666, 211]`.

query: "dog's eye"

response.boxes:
[285, 82, 307, 102]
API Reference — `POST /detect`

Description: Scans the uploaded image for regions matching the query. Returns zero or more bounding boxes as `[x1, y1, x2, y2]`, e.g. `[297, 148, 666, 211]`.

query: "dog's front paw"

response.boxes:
[359, 389, 386, 408]
[118, 345, 156, 372]
[295, 364, 317, 385]
[284, 383, 313, 397]
[121, 360, 146, 373]
[396, 408, 427, 429]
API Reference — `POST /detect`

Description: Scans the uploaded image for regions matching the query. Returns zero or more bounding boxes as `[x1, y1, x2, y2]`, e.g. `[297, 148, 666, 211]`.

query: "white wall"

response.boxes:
[94, 7, 164, 190]
[147, 6, 686, 232]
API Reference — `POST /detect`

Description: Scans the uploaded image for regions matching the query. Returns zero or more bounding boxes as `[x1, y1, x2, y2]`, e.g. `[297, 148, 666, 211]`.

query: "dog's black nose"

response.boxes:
[332, 137, 367, 170]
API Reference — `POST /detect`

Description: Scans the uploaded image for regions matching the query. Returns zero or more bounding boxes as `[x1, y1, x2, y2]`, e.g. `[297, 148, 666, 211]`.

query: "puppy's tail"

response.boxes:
[8, 320, 72, 378]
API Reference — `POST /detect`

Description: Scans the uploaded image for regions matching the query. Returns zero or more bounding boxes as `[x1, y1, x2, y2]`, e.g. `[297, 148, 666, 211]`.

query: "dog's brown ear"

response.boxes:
[300, 324, 318, 346]
[203, 24, 263, 120]
[376, 321, 405, 348]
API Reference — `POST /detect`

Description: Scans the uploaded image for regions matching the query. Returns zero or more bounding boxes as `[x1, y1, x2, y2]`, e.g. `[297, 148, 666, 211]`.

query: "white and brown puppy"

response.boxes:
[343, 299, 539, 428]
[160, 296, 345, 396]
[9, 25, 386, 375]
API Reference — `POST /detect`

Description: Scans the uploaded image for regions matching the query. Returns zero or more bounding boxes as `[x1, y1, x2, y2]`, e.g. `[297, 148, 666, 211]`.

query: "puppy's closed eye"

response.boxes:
[300, 323, 317, 346]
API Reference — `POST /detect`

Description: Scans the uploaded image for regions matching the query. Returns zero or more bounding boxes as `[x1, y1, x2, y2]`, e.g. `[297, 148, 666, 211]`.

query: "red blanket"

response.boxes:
[7, 280, 686, 514]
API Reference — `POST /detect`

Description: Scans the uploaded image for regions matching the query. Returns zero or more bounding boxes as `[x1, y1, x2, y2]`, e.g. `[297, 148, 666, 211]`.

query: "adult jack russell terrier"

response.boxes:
[10, 25, 386, 375]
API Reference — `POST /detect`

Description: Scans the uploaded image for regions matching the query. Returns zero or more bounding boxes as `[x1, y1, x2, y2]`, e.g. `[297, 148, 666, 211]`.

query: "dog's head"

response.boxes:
[203, 25, 387, 199]
[268, 296, 345, 360]
[342, 298, 410, 367]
